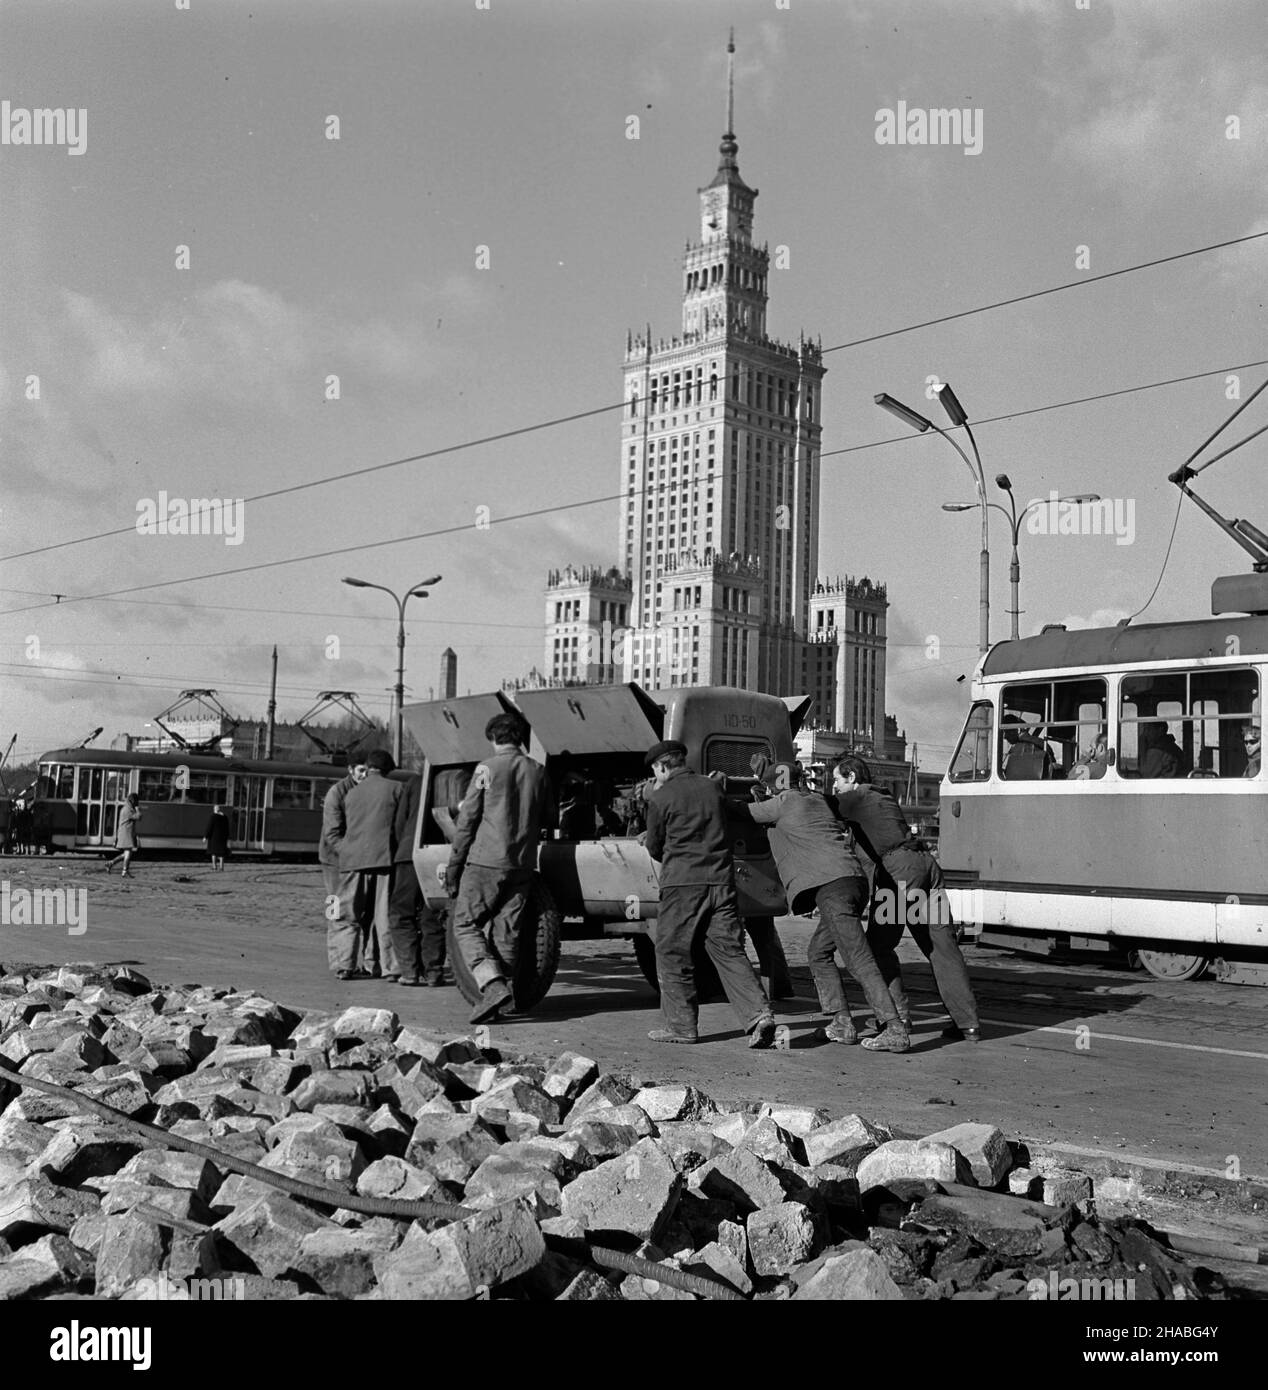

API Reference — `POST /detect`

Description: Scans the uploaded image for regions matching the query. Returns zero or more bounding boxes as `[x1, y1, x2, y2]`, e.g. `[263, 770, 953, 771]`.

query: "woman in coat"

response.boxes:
[204, 804, 231, 870]
[107, 794, 142, 877]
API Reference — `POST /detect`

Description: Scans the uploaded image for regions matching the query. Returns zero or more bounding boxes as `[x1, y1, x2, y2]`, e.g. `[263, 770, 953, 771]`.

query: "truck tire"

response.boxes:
[445, 876, 563, 1012]
[630, 931, 727, 1003]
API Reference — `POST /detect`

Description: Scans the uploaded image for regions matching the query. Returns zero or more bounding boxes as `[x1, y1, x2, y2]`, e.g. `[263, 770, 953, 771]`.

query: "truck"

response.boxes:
[400, 682, 813, 1010]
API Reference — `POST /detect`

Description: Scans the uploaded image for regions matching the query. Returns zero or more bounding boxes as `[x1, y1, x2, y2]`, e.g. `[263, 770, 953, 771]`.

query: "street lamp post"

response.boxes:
[875, 385, 991, 653]
[943, 480, 1100, 639]
[342, 575, 442, 764]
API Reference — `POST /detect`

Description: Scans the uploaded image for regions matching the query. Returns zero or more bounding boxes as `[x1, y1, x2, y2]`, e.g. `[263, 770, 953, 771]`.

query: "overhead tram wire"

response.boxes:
[4, 228, 1265, 569]
[1125, 489, 1186, 626]
[0, 402, 628, 566]
[818, 228, 1268, 356]
[821, 356, 1268, 460]
[4, 352, 1265, 624]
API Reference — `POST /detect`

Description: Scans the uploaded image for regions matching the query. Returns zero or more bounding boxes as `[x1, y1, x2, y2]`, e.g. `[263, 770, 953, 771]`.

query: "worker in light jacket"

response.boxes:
[445, 713, 549, 1025]
[320, 759, 367, 979]
[739, 757, 908, 1051]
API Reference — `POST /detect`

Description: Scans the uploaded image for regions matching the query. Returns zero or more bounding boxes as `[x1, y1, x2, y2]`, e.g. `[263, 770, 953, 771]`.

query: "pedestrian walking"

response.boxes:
[106, 794, 142, 877]
[832, 755, 980, 1045]
[643, 739, 775, 1048]
[339, 750, 402, 982]
[203, 804, 231, 871]
[445, 713, 549, 1024]
[320, 759, 368, 980]
[739, 757, 908, 1050]
[390, 772, 448, 987]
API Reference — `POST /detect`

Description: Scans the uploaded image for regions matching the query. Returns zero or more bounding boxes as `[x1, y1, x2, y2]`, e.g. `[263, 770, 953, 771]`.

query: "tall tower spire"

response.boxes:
[719, 29, 738, 172]
[725, 28, 735, 141]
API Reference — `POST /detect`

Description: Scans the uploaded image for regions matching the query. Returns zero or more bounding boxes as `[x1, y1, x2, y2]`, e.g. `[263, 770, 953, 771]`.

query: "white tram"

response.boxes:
[940, 611, 1265, 982]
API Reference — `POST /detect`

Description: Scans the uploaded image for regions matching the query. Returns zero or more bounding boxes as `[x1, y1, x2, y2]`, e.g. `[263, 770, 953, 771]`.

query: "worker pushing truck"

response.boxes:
[400, 681, 810, 1015]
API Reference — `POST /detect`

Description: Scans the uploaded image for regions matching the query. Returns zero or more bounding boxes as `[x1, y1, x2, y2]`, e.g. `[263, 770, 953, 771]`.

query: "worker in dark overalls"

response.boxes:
[832, 754, 981, 1046]
[643, 739, 775, 1048]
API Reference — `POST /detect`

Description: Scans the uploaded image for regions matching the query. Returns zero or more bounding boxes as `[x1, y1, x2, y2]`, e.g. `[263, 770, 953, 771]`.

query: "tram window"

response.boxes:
[948, 702, 993, 782]
[39, 764, 75, 799]
[138, 769, 177, 801]
[272, 777, 314, 810]
[185, 772, 229, 804]
[1121, 668, 1259, 778]
[999, 678, 1106, 780]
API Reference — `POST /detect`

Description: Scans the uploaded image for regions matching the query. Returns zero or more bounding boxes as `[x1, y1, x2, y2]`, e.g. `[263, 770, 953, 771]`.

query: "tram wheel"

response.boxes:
[1135, 948, 1210, 982]
[630, 930, 726, 1003]
[444, 876, 562, 1013]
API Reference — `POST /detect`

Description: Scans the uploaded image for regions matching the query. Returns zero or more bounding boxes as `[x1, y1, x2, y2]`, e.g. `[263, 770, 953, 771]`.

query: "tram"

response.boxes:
[939, 613, 1265, 982]
[30, 748, 348, 856]
[939, 378, 1268, 984]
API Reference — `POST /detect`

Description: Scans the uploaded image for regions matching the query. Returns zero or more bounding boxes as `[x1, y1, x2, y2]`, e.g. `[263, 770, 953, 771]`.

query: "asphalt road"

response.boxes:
[2, 856, 1266, 1185]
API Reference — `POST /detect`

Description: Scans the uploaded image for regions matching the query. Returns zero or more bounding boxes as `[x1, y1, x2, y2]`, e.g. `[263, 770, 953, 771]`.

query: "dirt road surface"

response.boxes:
[3, 857, 1266, 1191]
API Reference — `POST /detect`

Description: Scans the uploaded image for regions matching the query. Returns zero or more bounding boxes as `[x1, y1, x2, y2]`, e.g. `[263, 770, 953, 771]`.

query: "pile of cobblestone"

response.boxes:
[0, 962, 1221, 1301]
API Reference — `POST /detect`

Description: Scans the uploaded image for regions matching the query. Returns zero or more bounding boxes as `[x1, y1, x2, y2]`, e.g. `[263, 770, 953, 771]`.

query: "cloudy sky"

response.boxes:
[2, 0, 1266, 769]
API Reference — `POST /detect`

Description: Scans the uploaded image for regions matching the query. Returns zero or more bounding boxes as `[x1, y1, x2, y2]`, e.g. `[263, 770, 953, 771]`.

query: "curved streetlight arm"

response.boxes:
[343, 577, 399, 603]
[928, 420, 990, 652]
[342, 575, 442, 763]
[945, 500, 1013, 529]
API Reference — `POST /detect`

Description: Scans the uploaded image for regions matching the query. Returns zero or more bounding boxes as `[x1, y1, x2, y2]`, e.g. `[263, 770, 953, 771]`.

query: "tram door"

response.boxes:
[229, 774, 268, 852]
[76, 768, 125, 846]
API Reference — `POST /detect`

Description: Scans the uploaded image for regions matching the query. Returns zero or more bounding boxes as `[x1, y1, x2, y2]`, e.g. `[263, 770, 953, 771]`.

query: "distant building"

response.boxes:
[544, 565, 631, 685]
[806, 576, 888, 751]
[440, 648, 458, 701]
[522, 38, 941, 811]
[538, 37, 890, 735]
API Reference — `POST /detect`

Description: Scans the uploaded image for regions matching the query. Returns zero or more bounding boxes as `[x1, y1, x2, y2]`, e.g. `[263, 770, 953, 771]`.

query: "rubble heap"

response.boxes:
[0, 962, 1223, 1301]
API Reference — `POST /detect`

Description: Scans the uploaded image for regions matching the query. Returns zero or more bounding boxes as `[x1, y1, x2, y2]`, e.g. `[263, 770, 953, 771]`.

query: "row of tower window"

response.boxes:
[629, 367, 816, 419]
[814, 608, 882, 635]
[720, 625, 750, 687]
[684, 263, 767, 296]
[552, 599, 629, 627]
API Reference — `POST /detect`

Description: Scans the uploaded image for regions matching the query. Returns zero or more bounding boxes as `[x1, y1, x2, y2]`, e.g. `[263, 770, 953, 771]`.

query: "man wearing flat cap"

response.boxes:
[643, 739, 775, 1047]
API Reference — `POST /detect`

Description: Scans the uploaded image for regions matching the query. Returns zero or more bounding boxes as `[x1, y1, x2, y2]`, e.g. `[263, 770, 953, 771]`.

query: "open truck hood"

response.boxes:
[511, 683, 664, 757]
[400, 692, 514, 765]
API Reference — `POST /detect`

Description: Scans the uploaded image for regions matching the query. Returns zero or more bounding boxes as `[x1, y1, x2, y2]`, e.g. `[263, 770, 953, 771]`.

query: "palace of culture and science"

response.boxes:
[525, 40, 899, 759]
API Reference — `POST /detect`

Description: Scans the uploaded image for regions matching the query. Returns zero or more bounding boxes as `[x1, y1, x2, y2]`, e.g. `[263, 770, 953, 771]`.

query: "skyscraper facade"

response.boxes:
[541, 38, 888, 744]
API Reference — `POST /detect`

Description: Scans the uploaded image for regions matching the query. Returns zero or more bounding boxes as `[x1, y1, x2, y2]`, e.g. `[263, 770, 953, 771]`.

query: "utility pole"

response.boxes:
[264, 645, 278, 759]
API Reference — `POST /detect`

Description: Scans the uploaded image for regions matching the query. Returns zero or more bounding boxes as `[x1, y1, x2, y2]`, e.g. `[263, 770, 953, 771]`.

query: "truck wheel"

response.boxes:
[630, 931, 726, 1003]
[445, 877, 563, 1012]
